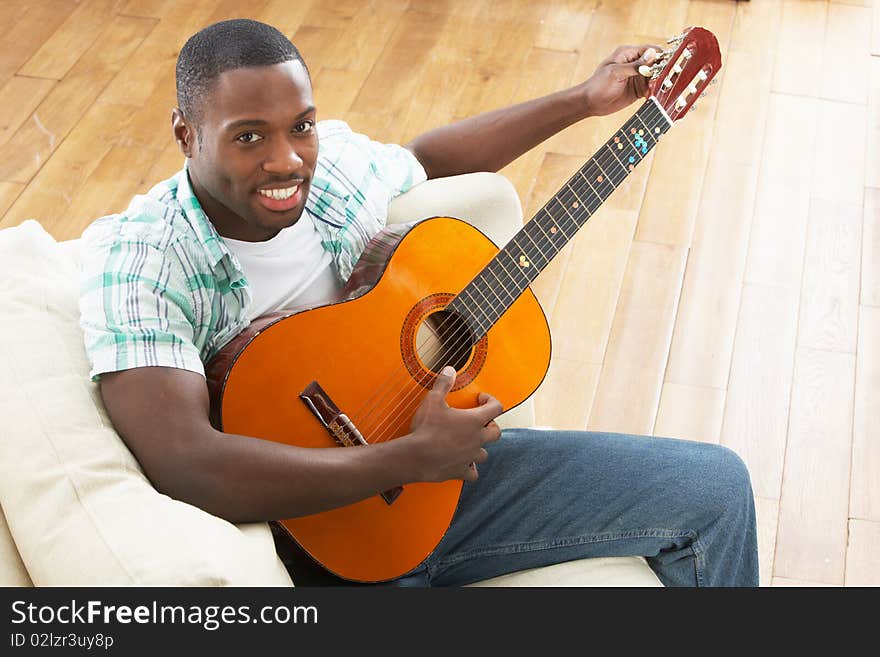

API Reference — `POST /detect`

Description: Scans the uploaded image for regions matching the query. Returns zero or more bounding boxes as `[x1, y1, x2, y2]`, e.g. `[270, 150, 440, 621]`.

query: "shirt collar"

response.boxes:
[173, 161, 237, 270]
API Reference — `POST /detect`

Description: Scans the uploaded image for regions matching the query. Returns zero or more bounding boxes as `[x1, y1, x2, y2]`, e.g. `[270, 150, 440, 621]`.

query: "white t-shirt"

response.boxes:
[223, 216, 343, 322]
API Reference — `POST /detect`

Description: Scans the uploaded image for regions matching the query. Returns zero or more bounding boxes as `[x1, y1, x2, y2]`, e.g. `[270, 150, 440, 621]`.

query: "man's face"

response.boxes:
[175, 60, 317, 241]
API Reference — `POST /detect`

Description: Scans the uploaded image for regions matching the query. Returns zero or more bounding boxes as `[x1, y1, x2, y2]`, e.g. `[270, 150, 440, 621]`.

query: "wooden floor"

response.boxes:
[1, 0, 877, 587]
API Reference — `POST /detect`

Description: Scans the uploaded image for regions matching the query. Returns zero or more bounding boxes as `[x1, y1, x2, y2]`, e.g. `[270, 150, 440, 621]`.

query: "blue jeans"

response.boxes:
[275, 429, 759, 587]
[396, 428, 759, 587]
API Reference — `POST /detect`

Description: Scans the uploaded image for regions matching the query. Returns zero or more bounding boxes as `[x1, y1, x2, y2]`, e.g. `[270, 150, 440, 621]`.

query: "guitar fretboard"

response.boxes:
[448, 98, 672, 339]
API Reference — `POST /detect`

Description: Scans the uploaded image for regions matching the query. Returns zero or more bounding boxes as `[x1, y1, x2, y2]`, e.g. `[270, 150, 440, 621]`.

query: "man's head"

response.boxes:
[173, 19, 317, 241]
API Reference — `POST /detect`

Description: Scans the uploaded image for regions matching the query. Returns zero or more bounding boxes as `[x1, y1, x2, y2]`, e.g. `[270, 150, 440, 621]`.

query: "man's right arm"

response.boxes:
[99, 364, 501, 524]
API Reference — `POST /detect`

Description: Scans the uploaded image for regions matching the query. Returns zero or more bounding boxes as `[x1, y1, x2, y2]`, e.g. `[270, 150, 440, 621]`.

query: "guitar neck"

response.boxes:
[448, 97, 673, 340]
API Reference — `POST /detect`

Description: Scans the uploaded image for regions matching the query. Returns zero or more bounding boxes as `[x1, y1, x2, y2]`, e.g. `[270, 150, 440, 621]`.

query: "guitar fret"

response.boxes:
[604, 143, 630, 175]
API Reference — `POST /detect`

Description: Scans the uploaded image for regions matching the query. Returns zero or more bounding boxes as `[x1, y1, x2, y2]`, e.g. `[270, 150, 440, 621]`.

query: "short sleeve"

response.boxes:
[78, 233, 205, 382]
[316, 120, 427, 200]
[361, 136, 428, 198]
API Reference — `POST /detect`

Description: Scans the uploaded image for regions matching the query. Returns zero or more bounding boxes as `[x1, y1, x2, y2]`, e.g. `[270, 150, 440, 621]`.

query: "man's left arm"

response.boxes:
[405, 44, 659, 180]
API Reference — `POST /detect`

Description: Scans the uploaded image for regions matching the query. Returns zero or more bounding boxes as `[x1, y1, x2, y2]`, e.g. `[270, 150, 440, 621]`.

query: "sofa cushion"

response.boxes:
[0, 503, 31, 586]
[0, 220, 293, 586]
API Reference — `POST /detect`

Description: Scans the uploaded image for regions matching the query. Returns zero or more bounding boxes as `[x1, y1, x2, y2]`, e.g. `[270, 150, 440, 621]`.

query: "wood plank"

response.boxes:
[256, 0, 319, 38]
[0, 76, 55, 148]
[453, 13, 539, 122]
[119, 0, 179, 19]
[54, 144, 159, 240]
[290, 25, 346, 73]
[711, 49, 773, 167]
[851, 305, 880, 521]
[534, 358, 601, 430]
[811, 100, 866, 207]
[820, 2, 871, 104]
[864, 188, 880, 307]
[653, 382, 725, 444]
[142, 142, 184, 188]
[744, 94, 819, 290]
[549, 206, 638, 364]
[630, 0, 690, 42]
[665, 159, 758, 389]
[772, 0, 827, 98]
[771, 577, 836, 587]
[796, 199, 861, 353]
[587, 241, 687, 435]
[0, 15, 156, 184]
[845, 519, 880, 586]
[755, 496, 779, 587]
[495, 46, 580, 210]
[0, 0, 78, 82]
[874, 0, 880, 55]
[721, 283, 799, 500]
[774, 348, 855, 585]
[97, 0, 251, 108]
[531, 0, 596, 53]
[867, 56, 879, 189]
[0, 182, 24, 220]
[405, 14, 563, 150]
[349, 10, 448, 116]
[728, 0, 783, 54]
[0, 103, 138, 235]
[113, 69, 175, 154]
[319, 0, 413, 74]
[18, 0, 127, 81]
[298, 0, 370, 28]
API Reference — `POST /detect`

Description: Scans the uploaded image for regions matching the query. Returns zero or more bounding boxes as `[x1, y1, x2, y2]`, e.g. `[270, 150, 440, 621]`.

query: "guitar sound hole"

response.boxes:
[414, 309, 475, 374]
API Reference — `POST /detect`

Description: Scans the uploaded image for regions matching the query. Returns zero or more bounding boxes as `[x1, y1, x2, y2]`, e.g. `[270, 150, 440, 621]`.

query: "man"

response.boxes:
[79, 18, 758, 586]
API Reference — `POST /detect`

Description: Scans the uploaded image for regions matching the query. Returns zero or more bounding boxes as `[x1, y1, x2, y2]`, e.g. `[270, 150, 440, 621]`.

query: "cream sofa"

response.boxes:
[0, 172, 661, 587]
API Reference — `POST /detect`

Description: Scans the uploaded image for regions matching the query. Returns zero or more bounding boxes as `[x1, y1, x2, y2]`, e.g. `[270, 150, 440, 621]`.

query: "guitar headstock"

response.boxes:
[642, 26, 722, 123]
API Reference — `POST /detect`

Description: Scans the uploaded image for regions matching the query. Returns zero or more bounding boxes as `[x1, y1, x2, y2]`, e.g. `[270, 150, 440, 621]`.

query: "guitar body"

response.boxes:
[206, 216, 551, 583]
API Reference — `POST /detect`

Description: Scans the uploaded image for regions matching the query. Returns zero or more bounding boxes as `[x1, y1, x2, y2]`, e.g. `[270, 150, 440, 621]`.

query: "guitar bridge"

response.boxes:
[300, 380, 403, 505]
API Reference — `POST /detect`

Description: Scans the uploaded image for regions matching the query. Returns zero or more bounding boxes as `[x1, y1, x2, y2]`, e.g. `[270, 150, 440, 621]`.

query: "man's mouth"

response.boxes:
[255, 182, 305, 212]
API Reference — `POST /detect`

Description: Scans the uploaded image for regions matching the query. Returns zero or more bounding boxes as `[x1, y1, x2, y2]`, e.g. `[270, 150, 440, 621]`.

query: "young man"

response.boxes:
[79, 19, 758, 586]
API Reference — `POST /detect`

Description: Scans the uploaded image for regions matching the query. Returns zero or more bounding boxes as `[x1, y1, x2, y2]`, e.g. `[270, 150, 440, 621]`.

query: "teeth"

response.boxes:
[259, 185, 298, 200]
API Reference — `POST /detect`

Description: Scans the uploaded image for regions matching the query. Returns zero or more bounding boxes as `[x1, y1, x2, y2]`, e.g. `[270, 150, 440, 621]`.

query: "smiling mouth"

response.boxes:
[258, 184, 300, 200]
[254, 181, 307, 213]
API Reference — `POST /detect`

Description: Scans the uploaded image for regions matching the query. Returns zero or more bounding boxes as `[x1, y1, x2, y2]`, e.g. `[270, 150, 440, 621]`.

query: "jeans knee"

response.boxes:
[705, 444, 755, 520]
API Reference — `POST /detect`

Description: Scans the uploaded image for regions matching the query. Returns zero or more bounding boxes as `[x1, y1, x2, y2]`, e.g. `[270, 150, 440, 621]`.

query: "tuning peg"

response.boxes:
[638, 62, 666, 78]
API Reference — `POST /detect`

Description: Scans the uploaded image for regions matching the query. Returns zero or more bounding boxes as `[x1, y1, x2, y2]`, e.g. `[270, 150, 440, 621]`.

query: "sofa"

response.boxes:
[0, 172, 661, 587]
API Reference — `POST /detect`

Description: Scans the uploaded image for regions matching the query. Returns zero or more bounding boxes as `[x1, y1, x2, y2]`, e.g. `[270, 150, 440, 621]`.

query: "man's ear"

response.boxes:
[171, 108, 195, 158]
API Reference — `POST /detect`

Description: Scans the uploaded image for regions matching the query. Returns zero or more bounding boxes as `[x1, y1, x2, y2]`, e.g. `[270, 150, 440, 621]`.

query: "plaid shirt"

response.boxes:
[79, 120, 426, 381]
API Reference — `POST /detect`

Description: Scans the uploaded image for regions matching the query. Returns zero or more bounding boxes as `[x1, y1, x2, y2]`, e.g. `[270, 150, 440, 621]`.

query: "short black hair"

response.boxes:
[175, 18, 308, 122]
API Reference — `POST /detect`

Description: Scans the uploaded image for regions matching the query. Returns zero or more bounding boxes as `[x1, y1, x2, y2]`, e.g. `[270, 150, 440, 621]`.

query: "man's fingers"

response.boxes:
[613, 47, 660, 80]
[483, 420, 502, 444]
[474, 391, 504, 421]
[431, 365, 456, 397]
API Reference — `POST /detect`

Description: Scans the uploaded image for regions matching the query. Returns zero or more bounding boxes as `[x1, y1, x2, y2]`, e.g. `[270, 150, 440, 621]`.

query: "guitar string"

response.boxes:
[351, 102, 669, 445]
[354, 102, 668, 446]
[355, 102, 669, 446]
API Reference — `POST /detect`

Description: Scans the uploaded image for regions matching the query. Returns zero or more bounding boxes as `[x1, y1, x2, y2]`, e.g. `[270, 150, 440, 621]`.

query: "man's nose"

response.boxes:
[263, 137, 303, 175]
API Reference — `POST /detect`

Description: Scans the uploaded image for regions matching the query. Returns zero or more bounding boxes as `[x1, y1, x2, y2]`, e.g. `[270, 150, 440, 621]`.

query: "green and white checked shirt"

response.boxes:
[79, 120, 426, 382]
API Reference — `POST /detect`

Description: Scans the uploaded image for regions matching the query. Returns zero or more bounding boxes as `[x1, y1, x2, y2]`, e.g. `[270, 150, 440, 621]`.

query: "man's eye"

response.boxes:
[293, 120, 314, 134]
[237, 132, 262, 143]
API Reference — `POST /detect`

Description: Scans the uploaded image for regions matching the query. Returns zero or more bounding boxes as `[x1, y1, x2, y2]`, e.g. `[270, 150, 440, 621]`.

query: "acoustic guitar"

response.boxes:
[206, 26, 722, 583]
